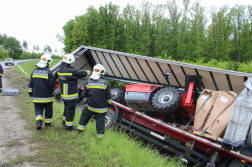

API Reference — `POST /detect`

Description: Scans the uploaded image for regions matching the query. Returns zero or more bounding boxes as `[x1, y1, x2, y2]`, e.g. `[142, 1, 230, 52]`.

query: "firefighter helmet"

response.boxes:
[92, 64, 106, 77]
[62, 54, 76, 64]
[36, 54, 52, 68]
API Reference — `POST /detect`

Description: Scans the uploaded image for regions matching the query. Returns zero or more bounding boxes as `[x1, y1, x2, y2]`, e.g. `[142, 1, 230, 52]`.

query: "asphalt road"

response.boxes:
[0, 59, 37, 69]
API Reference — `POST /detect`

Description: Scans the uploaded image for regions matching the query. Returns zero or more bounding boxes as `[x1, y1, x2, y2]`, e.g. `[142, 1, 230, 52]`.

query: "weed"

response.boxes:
[6, 140, 22, 147]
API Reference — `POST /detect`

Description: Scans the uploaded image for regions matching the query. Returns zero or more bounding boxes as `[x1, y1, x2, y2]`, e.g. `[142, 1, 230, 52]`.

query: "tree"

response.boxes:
[36, 45, 40, 52]
[43, 45, 52, 54]
[62, 19, 75, 53]
[22, 40, 28, 52]
[3, 37, 23, 59]
[33, 45, 36, 53]
[0, 48, 9, 59]
[0, 34, 7, 46]
[166, 0, 181, 60]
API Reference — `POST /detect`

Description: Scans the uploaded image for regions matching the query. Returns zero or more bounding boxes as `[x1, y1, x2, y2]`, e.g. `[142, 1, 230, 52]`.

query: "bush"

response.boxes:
[0, 47, 9, 59]
[20, 52, 44, 59]
[51, 55, 62, 59]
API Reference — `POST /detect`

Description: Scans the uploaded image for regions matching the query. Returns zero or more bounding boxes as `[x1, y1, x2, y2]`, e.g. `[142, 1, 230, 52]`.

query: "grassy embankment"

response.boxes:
[2, 60, 186, 167]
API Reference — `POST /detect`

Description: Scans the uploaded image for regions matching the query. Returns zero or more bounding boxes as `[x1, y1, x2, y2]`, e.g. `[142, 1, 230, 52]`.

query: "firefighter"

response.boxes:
[78, 64, 112, 138]
[28, 55, 55, 130]
[54, 54, 91, 131]
[0, 63, 3, 93]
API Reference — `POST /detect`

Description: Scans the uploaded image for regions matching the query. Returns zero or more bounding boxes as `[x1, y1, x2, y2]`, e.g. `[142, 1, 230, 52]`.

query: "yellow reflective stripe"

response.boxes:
[108, 101, 112, 104]
[32, 75, 48, 79]
[87, 85, 106, 89]
[63, 83, 66, 95]
[63, 116, 66, 119]
[36, 117, 43, 121]
[66, 121, 72, 124]
[0, 74, 2, 76]
[97, 135, 103, 138]
[61, 93, 78, 97]
[86, 70, 90, 77]
[0, 88, 2, 90]
[45, 120, 52, 123]
[33, 99, 53, 103]
[58, 72, 72, 76]
[83, 99, 87, 102]
[78, 127, 85, 130]
[28, 90, 33, 92]
[87, 106, 108, 113]
[56, 79, 59, 82]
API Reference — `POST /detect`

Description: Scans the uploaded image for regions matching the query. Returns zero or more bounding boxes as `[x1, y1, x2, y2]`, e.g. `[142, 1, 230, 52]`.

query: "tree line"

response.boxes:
[58, 0, 252, 64]
[0, 34, 60, 59]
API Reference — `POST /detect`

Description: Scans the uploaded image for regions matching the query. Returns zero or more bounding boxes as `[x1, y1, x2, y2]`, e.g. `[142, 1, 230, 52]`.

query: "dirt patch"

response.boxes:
[0, 68, 37, 166]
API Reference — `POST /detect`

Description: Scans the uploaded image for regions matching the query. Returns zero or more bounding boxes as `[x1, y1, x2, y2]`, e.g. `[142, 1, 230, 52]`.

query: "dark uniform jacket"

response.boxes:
[82, 77, 112, 113]
[0, 64, 3, 77]
[28, 66, 55, 103]
[54, 62, 91, 102]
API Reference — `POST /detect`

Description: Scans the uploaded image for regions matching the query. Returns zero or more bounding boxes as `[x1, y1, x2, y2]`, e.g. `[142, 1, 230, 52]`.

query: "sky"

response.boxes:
[0, 0, 251, 56]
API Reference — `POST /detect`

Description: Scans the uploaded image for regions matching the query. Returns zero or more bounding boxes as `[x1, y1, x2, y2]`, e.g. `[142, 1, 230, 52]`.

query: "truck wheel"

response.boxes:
[53, 88, 61, 102]
[105, 110, 116, 129]
[111, 87, 125, 104]
[151, 86, 182, 114]
[76, 100, 86, 112]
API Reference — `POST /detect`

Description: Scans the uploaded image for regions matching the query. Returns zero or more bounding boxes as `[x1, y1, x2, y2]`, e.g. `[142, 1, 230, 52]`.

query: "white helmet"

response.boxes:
[92, 64, 106, 77]
[36, 54, 52, 68]
[62, 54, 75, 64]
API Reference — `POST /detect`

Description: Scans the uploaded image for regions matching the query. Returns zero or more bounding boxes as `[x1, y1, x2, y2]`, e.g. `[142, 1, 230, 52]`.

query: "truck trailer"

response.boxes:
[51, 46, 252, 167]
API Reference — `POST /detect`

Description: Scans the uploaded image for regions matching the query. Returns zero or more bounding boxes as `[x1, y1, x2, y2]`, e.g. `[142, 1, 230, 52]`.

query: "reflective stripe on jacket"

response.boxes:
[0, 64, 3, 77]
[82, 78, 112, 113]
[54, 62, 91, 102]
[28, 66, 55, 103]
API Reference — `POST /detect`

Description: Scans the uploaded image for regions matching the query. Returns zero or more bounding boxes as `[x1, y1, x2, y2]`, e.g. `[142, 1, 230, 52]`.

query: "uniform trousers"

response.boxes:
[34, 102, 53, 126]
[78, 106, 106, 135]
[63, 101, 76, 127]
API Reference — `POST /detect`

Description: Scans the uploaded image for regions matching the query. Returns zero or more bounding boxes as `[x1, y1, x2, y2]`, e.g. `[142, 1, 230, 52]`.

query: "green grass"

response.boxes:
[6, 140, 22, 147]
[16, 59, 61, 78]
[3, 61, 187, 167]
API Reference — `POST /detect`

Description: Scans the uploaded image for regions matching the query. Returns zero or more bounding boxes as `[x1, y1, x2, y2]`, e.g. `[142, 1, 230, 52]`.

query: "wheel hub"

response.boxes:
[105, 115, 110, 127]
[111, 90, 118, 97]
[158, 91, 173, 104]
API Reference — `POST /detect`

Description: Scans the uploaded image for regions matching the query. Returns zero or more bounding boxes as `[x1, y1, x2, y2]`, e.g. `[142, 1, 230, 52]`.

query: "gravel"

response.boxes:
[0, 68, 37, 166]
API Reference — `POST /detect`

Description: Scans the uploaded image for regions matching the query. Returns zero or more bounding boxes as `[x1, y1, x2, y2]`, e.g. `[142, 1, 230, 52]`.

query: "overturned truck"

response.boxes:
[51, 46, 252, 167]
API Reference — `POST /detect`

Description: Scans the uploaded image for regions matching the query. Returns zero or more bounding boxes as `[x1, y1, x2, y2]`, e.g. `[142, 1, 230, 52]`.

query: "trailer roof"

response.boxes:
[53, 45, 252, 94]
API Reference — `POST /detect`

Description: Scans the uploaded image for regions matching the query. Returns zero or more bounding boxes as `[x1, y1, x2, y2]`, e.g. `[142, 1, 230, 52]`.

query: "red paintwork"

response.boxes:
[113, 102, 252, 164]
[179, 82, 196, 119]
[55, 81, 60, 88]
[124, 84, 161, 93]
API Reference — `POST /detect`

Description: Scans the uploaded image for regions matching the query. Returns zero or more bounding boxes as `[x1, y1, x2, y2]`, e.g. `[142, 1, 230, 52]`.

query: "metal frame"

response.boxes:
[119, 118, 209, 166]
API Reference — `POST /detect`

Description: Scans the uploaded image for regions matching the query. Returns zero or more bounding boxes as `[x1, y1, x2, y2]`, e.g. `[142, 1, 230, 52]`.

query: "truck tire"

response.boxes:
[111, 87, 125, 104]
[105, 110, 116, 129]
[53, 88, 62, 102]
[76, 100, 86, 112]
[151, 86, 182, 114]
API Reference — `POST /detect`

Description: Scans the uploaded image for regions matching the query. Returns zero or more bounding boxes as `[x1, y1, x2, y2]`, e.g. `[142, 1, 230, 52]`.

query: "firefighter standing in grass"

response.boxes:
[54, 54, 91, 131]
[28, 55, 55, 130]
[0, 63, 3, 93]
[78, 64, 112, 138]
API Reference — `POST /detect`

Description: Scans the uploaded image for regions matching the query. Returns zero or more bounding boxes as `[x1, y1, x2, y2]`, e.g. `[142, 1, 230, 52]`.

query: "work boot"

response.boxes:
[37, 124, 42, 130]
[78, 130, 84, 134]
[65, 126, 77, 131]
[62, 120, 66, 127]
[45, 123, 54, 127]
